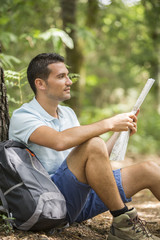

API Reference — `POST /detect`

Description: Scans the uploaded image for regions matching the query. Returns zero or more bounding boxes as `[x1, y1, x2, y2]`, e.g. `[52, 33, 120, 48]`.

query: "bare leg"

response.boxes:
[121, 161, 160, 200]
[67, 137, 125, 211]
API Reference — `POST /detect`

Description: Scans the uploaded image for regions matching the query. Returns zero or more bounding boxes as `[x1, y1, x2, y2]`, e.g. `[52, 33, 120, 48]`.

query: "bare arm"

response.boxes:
[29, 112, 137, 151]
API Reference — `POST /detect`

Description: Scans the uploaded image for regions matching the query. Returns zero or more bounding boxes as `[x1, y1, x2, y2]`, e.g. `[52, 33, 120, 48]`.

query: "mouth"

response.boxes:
[64, 88, 70, 92]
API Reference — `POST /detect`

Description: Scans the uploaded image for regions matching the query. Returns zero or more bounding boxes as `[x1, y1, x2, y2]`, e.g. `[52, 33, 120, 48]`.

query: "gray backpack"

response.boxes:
[0, 140, 67, 231]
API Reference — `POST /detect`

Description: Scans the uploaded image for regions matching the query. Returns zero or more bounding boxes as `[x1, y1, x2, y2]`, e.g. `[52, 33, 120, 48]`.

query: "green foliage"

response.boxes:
[80, 104, 160, 155]
[0, 214, 14, 234]
[20, 27, 74, 54]
[37, 28, 74, 52]
[4, 68, 31, 115]
[129, 110, 160, 154]
[0, 54, 20, 69]
[68, 73, 80, 83]
[0, 32, 17, 50]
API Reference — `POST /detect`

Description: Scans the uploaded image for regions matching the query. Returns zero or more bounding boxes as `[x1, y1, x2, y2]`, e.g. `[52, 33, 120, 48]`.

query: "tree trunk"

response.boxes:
[60, 0, 83, 116]
[0, 45, 10, 141]
[142, 0, 160, 113]
[86, 0, 99, 27]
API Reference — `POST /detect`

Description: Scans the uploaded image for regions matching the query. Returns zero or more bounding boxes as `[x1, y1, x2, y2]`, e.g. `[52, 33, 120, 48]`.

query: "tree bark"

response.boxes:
[86, 0, 99, 27]
[142, 0, 160, 113]
[0, 45, 10, 141]
[60, 0, 83, 116]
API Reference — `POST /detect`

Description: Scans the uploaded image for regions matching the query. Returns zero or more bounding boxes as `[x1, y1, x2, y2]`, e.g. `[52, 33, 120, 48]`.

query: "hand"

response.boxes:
[109, 111, 139, 133]
[130, 109, 140, 136]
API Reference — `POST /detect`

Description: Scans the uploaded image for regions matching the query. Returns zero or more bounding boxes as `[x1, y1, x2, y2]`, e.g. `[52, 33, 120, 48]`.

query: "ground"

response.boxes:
[0, 154, 160, 240]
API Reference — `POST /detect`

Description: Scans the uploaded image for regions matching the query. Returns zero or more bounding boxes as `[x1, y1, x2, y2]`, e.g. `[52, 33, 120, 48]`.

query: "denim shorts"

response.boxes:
[51, 160, 131, 224]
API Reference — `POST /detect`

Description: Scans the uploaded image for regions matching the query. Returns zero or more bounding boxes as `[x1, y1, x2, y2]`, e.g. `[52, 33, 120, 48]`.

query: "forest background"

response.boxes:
[0, 0, 160, 156]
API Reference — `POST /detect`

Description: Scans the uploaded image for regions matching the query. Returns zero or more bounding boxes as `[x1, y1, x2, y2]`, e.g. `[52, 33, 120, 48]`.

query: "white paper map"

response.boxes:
[110, 78, 155, 161]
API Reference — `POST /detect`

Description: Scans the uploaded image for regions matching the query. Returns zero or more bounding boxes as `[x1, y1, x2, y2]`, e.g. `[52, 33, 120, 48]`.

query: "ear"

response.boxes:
[35, 78, 46, 91]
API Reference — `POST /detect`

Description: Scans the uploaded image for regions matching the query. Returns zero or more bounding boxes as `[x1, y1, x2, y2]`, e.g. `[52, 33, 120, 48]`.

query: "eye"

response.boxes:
[58, 74, 65, 79]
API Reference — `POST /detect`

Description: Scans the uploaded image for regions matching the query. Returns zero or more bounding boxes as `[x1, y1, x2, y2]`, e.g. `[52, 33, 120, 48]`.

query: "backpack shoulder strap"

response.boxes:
[2, 140, 26, 149]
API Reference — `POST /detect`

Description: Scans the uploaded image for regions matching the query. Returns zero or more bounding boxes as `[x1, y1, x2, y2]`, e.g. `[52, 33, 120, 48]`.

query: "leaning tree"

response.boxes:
[0, 44, 10, 141]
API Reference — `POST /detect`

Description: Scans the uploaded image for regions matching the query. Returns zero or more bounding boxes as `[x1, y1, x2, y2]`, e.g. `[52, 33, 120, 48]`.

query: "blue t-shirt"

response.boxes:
[9, 97, 80, 175]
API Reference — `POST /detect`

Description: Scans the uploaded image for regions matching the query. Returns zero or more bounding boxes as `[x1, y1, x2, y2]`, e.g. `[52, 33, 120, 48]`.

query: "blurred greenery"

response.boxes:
[0, 0, 160, 155]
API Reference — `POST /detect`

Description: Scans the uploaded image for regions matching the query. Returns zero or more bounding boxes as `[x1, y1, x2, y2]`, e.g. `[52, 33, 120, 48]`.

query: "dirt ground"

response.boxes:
[0, 154, 160, 240]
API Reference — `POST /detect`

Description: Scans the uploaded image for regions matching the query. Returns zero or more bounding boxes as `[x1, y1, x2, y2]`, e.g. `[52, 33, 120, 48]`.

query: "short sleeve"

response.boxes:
[9, 109, 46, 144]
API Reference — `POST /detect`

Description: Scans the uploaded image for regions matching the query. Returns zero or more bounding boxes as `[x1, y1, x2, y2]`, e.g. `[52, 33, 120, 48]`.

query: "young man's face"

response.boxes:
[44, 62, 72, 102]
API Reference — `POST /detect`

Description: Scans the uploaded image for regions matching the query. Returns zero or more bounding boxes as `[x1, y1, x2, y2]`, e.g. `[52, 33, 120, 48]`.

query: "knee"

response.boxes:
[139, 161, 160, 188]
[140, 161, 159, 175]
[85, 137, 109, 158]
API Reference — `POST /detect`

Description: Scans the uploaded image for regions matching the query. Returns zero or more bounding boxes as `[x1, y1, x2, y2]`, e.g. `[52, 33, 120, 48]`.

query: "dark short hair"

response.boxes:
[27, 53, 64, 94]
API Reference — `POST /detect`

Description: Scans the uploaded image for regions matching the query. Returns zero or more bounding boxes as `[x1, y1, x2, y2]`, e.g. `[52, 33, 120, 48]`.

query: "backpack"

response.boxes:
[0, 140, 67, 231]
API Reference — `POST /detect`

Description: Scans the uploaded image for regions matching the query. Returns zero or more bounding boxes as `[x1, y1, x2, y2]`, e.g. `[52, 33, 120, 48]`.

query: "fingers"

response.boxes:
[127, 111, 138, 123]
[110, 112, 138, 132]
[135, 109, 140, 116]
[125, 114, 135, 125]
[127, 110, 139, 136]
[130, 122, 137, 136]
[124, 113, 138, 134]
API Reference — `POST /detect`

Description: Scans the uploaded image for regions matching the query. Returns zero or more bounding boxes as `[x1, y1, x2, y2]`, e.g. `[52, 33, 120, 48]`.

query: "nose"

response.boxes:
[66, 76, 72, 85]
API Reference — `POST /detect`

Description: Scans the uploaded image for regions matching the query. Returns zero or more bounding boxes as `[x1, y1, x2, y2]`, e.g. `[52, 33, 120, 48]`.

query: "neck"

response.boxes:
[35, 95, 59, 118]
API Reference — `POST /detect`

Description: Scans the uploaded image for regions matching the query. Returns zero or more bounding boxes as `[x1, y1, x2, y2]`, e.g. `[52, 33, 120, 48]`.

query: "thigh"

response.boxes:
[66, 137, 108, 184]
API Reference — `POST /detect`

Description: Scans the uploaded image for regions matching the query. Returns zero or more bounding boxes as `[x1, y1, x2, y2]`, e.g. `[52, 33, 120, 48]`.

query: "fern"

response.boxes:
[0, 53, 21, 69]
[4, 68, 27, 105]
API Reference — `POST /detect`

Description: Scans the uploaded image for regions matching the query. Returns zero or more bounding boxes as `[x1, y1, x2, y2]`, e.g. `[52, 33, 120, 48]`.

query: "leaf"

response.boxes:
[69, 73, 80, 83]
[38, 28, 74, 49]
[0, 32, 17, 49]
[4, 68, 27, 84]
[7, 94, 20, 104]
[4, 70, 20, 82]
[0, 54, 21, 69]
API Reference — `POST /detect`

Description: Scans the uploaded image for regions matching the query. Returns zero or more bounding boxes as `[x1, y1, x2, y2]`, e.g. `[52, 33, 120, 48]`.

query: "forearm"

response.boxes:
[106, 132, 119, 156]
[51, 119, 112, 150]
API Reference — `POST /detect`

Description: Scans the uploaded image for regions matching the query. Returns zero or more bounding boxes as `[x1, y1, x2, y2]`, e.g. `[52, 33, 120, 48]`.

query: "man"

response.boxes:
[9, 53, 160, 240]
